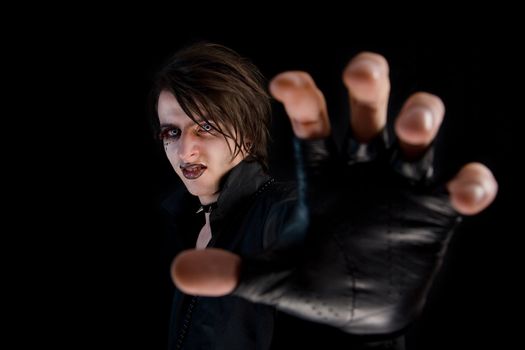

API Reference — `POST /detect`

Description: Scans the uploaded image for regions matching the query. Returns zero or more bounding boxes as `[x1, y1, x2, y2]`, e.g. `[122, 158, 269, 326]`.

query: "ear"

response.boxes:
[244, 139, 253, 153]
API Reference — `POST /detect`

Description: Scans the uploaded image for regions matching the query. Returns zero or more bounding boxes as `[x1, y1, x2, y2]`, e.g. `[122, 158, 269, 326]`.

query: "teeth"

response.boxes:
[181, 164, 205, 170]
[181, 164, 206, 179]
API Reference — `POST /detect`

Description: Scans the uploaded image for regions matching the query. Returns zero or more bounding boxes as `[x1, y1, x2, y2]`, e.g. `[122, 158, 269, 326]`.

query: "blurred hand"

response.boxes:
[172, 52, 498, 335]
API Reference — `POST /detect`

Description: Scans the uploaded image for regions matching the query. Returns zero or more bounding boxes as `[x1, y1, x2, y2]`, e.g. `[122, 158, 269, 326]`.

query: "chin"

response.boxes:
[186, 182, 217, 198]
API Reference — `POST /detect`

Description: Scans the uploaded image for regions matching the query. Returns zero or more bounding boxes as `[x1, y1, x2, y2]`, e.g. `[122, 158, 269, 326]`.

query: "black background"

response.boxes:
[135, 35, 515, 348]
[29, 25, 518, 349]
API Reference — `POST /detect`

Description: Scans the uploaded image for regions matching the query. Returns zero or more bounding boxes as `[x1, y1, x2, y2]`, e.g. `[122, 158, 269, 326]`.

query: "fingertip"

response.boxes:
[342, 52, 390, 102]
[343, 52, 389, 82]
[394, 92, 445, 159]
[171, 248, 241, 296]
[269, 71, 331, 139]
[269, 71, 309, 102]
[342, 52, 390, 143]
[269, 73, 287, 102]
[447, 162, 498, 215]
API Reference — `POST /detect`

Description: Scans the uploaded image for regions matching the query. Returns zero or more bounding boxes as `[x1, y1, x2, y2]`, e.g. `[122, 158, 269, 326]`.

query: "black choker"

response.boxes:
[196, 202, 217, 214]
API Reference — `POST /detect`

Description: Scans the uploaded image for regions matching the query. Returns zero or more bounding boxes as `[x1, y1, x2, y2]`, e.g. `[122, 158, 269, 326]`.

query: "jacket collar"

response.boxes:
[162, 160, 271, 222]
[212, 160, 271, 222]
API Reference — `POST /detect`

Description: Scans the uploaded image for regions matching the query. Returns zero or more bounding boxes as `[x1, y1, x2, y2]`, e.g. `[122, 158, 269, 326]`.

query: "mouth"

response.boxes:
[180, 164, 207, 180]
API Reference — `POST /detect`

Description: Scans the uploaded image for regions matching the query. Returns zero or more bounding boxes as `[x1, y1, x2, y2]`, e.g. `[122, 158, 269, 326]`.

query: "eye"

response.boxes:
[199, 122, 214, 133]
[160, 127, 181, 140]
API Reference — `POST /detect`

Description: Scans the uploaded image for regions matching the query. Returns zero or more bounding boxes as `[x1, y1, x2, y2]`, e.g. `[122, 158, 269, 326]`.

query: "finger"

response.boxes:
[171, 248, 241, 296]
[394, 92, 445, 160]
[269, 71, 330, 140]
[446, 162, 498, 215]
[342, 52, 390, 143]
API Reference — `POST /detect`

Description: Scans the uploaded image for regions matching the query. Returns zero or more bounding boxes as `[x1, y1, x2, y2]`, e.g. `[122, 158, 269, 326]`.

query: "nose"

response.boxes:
[177, 131, 200, 162]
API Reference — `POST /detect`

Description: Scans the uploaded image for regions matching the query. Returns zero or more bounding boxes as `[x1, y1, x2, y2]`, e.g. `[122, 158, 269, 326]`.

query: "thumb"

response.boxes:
[171, 248, 241, 296]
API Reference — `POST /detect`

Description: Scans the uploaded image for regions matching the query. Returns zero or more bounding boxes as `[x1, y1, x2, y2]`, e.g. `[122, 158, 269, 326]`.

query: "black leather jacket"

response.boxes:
[163, 160, 293, 350]
[162, 160, 404, 349]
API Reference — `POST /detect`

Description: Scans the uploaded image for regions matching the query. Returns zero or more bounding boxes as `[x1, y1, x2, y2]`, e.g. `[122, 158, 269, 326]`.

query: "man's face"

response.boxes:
[157, 90, 245, 204]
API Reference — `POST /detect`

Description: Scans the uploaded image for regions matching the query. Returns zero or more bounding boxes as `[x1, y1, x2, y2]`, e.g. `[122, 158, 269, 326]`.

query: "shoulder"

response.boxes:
[255, 179, 297, 210]
[249, 180, 297, 248]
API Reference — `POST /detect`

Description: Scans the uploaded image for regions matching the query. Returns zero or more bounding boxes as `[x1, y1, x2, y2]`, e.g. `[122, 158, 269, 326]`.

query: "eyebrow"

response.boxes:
[159, 123, 179, 130]
[159, 119, 215, 130]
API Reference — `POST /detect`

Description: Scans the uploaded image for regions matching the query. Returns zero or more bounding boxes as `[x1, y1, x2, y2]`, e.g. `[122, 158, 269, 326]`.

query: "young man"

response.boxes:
[152, 43, 498, 349]
[152, 43, 290, 349]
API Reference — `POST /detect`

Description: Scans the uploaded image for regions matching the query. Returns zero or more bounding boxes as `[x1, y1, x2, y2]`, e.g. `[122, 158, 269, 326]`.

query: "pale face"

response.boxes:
[157, 90, 245, 204]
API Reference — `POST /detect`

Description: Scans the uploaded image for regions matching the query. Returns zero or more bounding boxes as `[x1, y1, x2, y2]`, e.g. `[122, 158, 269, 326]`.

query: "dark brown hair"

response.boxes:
[150, 42, 271, 170]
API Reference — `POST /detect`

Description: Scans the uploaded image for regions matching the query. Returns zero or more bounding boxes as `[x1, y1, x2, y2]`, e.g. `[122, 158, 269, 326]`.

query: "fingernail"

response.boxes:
[399, 106, 434, 132]
[275, 72, 308, 88]
[460, 183, 487, 203]
[348, 58, 383, 80]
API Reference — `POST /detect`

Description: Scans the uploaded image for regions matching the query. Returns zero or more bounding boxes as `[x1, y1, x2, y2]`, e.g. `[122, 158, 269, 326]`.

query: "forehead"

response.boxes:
[157, 90, 195, 126]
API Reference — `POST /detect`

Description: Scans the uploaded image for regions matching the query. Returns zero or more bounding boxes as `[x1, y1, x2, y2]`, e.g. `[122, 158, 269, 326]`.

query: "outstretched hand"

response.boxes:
[171, 52, 498, 335]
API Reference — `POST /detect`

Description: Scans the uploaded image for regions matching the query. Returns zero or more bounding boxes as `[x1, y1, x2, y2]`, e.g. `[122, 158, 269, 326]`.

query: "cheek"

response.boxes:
[215, 149, 235, 171]
[166, 152, 176, 166]
[163, 139, 176, 151]
[164, 143, 178, 160]
[165, 141, 176, 152]
[165, 150, 182, 175]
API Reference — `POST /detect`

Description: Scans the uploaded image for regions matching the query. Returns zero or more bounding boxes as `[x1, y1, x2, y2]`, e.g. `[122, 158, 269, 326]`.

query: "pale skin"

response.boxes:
[157, 90, 246, 206]
[168, 52, 499, 296]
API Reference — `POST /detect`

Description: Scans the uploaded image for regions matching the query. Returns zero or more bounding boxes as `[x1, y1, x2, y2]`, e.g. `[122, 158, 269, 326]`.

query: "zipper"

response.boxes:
[175, 296, 197, 349]
[174, 177, 275, 348]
